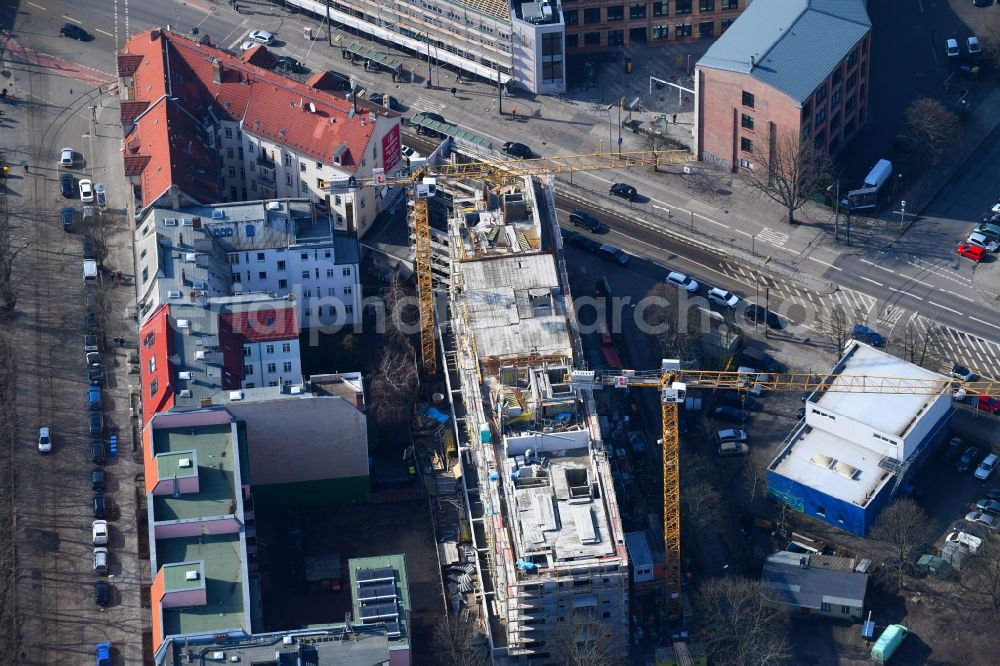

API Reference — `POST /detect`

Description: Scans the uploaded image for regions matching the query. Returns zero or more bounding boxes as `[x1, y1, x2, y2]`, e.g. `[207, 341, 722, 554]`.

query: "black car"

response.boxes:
[958, 446, 983, 473]
[562, 230, 601, 253]
[93, 493, 107, 519]
[88, 365, 104, 386]
[712, 406, 749, 423]
[743, 304, 782, 329]
[60, 174, 75, 198]
[503, 141, 532, 159]
[60, 23, 91, 40]
[973, 0, 992, 7]
[368, 92, 400, 110]
[94, 580, 110, 607]
[951, 364, 977, 382]
[91, 436, 105, 464]
[609, 182, 638, 201]
[569, 209, 604, 233]
[272, 56, 302, 74]
[717, 391, 762, 412]
[91, 467, 106, 492]
[85, 311, 99, 331]
[89, 412, 103, 438]
[61, 207, 75, 232]
[83, 235, 95, 259]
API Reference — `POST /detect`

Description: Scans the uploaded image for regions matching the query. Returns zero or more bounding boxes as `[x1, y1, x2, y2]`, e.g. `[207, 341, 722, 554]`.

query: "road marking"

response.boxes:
[928, 300, 963, 315]
[808, 256, 842, 270]
[937, 289, 974, 303]
[858, 276, 884, 287]
[970, 316, 1000, 331]
[27, 2, 47, 10]
[62, 15, 83, 24]
[756, 227, 789, 247]
[859, 259, 896, 274]
[95, 29, 113, 37]
[701, 216, 730, 229]
[893, 289, 922, 301]
[899, 275, 935, 288]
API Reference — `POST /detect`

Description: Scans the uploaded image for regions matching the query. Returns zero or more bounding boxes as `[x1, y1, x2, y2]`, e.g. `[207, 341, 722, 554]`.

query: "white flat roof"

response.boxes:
[816, 343, 948, 437]
[773, 426, 891, 507]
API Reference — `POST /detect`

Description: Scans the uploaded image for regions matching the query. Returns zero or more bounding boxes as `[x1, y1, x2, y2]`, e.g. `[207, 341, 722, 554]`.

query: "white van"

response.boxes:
[83, 259, 98, 284]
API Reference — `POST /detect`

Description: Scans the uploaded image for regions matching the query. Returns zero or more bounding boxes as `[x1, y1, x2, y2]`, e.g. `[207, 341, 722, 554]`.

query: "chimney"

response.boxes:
[211, 58, 222, 85]
[169, 185, 180, 210]
[151, 30, 160, 42]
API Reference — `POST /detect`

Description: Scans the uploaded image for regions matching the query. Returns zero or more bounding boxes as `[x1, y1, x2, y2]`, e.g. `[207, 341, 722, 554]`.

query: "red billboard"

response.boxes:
[382, 124, 401, 173]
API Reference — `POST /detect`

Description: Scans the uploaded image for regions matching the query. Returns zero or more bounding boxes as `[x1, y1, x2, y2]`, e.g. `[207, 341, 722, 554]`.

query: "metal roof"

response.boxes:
[698, 0, 871, 103]
[762, 551, 868, 609]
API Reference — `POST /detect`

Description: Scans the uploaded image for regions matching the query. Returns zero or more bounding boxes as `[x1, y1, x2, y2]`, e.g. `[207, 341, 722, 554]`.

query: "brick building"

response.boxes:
[694, 0, 871, 171]
[565, 0, 745, 52]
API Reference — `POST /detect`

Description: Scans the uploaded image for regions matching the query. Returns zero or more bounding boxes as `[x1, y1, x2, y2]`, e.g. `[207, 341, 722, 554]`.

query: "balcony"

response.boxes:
[256, 153, 275, 168]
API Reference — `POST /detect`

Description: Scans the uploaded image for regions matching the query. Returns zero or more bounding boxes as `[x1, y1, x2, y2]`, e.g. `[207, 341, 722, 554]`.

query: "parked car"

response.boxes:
[85, 310, 98, 330]
[743, 304, 781, 328]
[400, 145, 422, 165]
[976, 454, 999, 481]
[979, 395, 1000, 414]
[93, 547, 109, 575]
[952, 364, 978, 381]
[60, 23, 90, 40]
[974, 221, 1000, 241]
[85, 334, 99, 352]
[986, 488, 1000, 502]
[958, 241, 986, 262]
[714, 429, 748, 444]
[712, 406, 749, 423]
[88, 385, 102, 411]
[248, 29, 274, 45]
[609, 182, 638, 201]
[86, 351, 101, 367]
[61, 207, 75, 232]
[795, 407, 806, 419]
[965, 511, 999, 530]
[569, 209, 604, 233]
[946, 38, 960, 58]
[94, 581, 110, 607]
[89, 412, 103, 438]
[93, 493, 107, 519]
[968, 231, 1000, 252]
[79, 178, 94, 203]
[666, 271, 699, 293]
[368, 92, 400, 110]
[562, 229, 601, 253]
[92, 519, 109, 546]
[597, 243, 629, 265]
[851, 324, 884, 346]
[946, 531, 982, 554]
[94, 182, 106, 208]
[59, 147, 75, 168]
[91, 436, 105, 464]
[968, 36, 982, 56]
[503, 141, 532, 159]
[944, 436, 964, 462]
[91, 468, 106, 492]
[718, 441, 750, 457]
[958, 446, 984, 472]
[272, 56, 303, 74]
[38, 427, 52, 454]
[59, 173, 75, 198]
[88, 364, 104, 386]
[82, 235, 95, 259]
[707, 287, 740, 309]
[717, 391, 762, 412]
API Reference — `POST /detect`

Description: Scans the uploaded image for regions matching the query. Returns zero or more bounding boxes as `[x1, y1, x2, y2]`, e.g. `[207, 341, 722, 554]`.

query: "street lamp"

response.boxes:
[900, 200, 906, 228]
[605, 105, 613, 156]
[617, 101, 622, 157]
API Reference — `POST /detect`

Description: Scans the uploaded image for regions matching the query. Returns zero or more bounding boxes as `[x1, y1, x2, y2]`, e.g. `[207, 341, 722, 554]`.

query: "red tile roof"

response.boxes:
[219, 306, 298, 343]
[117, 53, 144, 77]
[139, 304, 176, 418]
[118, 29, 380, 193]
[120, 100, 149, 125]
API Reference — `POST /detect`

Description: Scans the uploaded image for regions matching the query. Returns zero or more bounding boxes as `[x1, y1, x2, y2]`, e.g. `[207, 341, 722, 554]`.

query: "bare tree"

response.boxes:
[820, 304, 852, 353]
[0, 205, 27, 318]
[81, 208, 116, 267]
[903, 97, 960, 165]
[871, 497, 933, 591]
[548, 612, 627, 666]
[891, 319, 946, 368]
[964, 531, 1000, 614]
[367, 338, 419, 425]
[744, 447, 771, 503]
[638, 283, 704, 363]
[743, 131, 831, 225]
[682, 479, 724, 533]
[430, 615, 490, 666]
[694, 576, 792, 666]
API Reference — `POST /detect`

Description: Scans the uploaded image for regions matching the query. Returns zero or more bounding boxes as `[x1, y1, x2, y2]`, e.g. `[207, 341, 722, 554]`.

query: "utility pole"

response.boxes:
[764, 287, 770, 339]
[326, 1, 332, 46]
[497, 59, 502, 114]
[426, 35, 432, 87]
[617, 99, 622, 157]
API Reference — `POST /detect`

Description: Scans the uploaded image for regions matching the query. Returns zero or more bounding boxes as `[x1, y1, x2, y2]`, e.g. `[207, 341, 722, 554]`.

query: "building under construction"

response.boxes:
[435, 172, 629, 663]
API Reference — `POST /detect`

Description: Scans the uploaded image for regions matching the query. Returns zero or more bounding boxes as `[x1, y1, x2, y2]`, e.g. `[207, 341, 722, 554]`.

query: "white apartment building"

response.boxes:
[239, 335, 302, 389]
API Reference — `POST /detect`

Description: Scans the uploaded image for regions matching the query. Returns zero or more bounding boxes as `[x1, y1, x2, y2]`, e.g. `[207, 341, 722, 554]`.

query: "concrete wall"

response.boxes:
[161, 588, 207, 609]
[151, 409, 233, 429]
[153, 517, 242, 539]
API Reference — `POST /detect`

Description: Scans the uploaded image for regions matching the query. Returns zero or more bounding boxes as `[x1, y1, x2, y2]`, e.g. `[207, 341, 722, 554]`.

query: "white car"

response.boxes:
[401, 145, 422, 164]
[92, 520, 109, 545]
[79, 178, 94, 203]
[38, 427, 51, 453]
[967, 232, 999, 252]
[946, 38, 960, 58]
[248, 30, 274, 45]
[240, 40, 257, 52]
[707, 287, 740, 309]
[975, 454, 998, 481]
[968, 36, 981, 56]
[666, 271, 699, 293]
[965, 511, 998, 530]
[59, 147, 74, 168]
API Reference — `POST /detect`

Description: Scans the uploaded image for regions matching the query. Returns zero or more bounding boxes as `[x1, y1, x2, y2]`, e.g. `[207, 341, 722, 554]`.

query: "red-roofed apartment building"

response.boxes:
[117, 29, 403, 238]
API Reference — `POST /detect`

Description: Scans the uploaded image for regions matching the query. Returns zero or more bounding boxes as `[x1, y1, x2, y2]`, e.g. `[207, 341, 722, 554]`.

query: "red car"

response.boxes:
[957, 242, 985, 262]
[979, 395, 1000, 414]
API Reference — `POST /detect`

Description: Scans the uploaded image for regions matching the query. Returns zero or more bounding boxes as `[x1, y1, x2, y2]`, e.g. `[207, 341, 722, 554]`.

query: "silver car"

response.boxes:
[965, 511, 998, 530]
[975, 498, 1000, 516]
[714, 429, 748, 444]
[707, 287, 740, 309]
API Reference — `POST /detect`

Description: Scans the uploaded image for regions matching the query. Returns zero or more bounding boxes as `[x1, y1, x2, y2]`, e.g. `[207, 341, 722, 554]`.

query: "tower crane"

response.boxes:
[325, 148, 692, 375]
[568, 362, 1000, 618]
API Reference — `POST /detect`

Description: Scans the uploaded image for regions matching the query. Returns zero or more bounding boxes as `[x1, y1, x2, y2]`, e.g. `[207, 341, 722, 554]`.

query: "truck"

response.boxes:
[847, 159, 893, 211]
[871, 624, 908, 664]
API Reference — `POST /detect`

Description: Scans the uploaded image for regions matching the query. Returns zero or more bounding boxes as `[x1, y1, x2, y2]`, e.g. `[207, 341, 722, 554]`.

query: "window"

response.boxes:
[832, 67, 843, 85]
[148, 357, 156, 373]
[258, 271, 267, 279]
[739, 158, 752, 169]
[266, 362, 276, 373]
[286, 173, 293, 186]
[566, 34, 578, 48]
[831, 89, 841, 106]
[675, 22, 692, 37]
[243, 345, 252, 357]
[299, 162, 306, 173]
[801, 123, 811, 141]
[584, 7, 601, 23]
[304, 288, 312, 298]
[278, 279, 287, 289]
[608, 30, 624, 46]
[244, 364, 254, 375]
[267, 381, 278, 387]
[845, 95, 856, 112]
[653, 1, 667, 16]
[301, 252, 309, 261]
[830, 112, 840, 132]
[282, 342, 291, 353]
[821, 602, 831, 612]
[277, 260, 286, 271]
[265, 344, 275, 354]
[316, 161, 323, 169]
[565, 9, 578, 24]
[607, 5, 624, 20]
[699, 0, 714, 11]
[721, 0, 738, 8]
[630, 3, 646, 19]
[816, 505, 826, 517]
[328, 288, 336, 296]
[814, 131, 825, 150]
[698, 21, 714, 38]
[248, 143, 255, 154]
[325, 250, 332, 259]
[233, 272, 242, 283]
[283, 362, 292, 372]
[541, 32, 563, 84]
[721, 17, 734, 32]
[815, 85, 827, 104]
[228, 167, 236, 177]
[149, 379, 159, 397]
[284, 153, 291, 166]
[675, 0, 692, 14]
[742, 91, 754, 108]
[345, 304, 354, 314]
[842, 605, 851, 614]
[652, 25, 668, 39]
[741, 114, 754, 130]
[847, 47, 859, 69]
[342, 267, 351, 276]
[144, 332, 156, 348]
[142, 266, 149, 283]
[224, 128, 233, 138]
[326, 268, 334, 278]
[846, 72, 857, 91]
[814, 108, 826, 125]
[584, 31, 601, 46]
[301, 270, 310, 280]
[257, 252, 265, 262]
[226, 148, 234, 159]
[344, 285, 353, 295]
[740, 137, 753, 152]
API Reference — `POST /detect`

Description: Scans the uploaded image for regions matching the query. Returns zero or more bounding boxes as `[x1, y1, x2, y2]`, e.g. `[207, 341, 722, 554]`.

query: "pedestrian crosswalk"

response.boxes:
[411, 96, 447, 113]
[715, 261, 1000, 379]
[755, 227, 789, 248]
